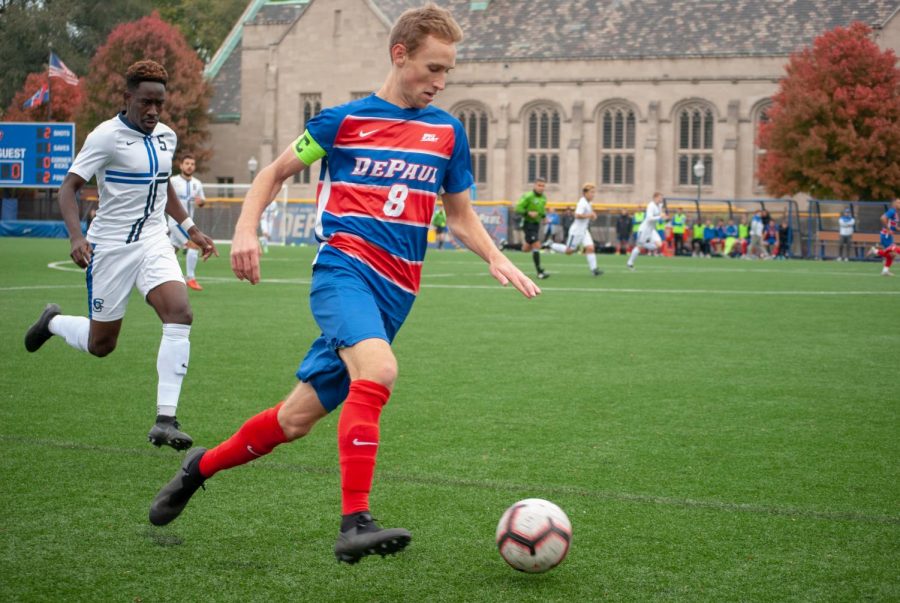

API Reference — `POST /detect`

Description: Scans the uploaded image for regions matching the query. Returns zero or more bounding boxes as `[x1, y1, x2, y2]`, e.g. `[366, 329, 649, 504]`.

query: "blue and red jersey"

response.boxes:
[300, 95, 473, 319]
[882, 207, 898, 247]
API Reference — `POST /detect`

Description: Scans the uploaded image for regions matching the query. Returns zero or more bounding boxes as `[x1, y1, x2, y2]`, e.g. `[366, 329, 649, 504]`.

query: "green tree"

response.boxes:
[78, 12, 212, 163]
[156, 0, 247, 63]
[0, 0, 147, 112]
[758, 22, 900, 201]
[0, 0, 242, 116]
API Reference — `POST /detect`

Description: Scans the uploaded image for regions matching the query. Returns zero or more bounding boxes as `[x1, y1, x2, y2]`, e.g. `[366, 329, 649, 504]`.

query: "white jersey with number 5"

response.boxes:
[68, 112, 177, 246]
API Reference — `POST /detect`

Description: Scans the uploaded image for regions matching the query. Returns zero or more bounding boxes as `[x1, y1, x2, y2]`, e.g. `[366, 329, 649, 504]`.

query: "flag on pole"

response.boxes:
[23, 84, 50, 109]
[49, 52, 79, 86]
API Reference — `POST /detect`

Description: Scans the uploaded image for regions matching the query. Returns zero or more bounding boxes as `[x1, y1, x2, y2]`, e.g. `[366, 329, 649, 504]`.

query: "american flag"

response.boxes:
[49, 52, 79, 86]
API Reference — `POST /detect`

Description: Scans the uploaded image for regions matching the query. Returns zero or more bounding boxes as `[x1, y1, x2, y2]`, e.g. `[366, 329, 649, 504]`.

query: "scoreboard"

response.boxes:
[0, 122, 75, 188]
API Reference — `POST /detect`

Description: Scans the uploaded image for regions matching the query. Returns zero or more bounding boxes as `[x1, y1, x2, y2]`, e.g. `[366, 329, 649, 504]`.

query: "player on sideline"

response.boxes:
[867, 198, 899, 276]
[545, 182, 603, 276]
[627, 192, 668, 271]
[168, 154, 207, 290]
[148, 4, 540, 564]
[23, 60, 218, 450]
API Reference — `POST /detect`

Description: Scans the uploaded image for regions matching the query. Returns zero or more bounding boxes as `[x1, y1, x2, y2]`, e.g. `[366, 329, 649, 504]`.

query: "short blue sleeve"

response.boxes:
[304, 106, 346, 156]
[441, 122, 474, 195]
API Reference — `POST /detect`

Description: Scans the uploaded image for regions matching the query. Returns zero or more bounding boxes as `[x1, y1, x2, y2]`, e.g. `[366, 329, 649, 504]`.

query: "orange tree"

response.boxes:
[758, 22, 900, 201]
[77, 11, 211, 163]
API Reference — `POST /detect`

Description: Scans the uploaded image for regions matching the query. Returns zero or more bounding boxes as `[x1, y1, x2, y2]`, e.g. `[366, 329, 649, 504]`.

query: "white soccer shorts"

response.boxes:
[637, 227, 662, 249]
[168, 221, 190, 249]
[259, 215, 276, 238]
[87, 234, 184, 322]
[565, 228, 594, 250]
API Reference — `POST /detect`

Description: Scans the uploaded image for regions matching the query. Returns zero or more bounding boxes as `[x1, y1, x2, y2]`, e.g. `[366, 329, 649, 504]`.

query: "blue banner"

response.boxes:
[278, 202, 509, 248]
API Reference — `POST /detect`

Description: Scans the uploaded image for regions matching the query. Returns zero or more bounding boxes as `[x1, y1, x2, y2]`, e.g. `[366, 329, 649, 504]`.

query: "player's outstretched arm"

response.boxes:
[58, 173, 92, 268]
[231, 146, 307, 284]
[442, 190, 541, 299]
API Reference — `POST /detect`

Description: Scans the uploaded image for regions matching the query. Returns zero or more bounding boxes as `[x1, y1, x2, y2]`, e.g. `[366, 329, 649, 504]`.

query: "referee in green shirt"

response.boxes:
[514, 178, 550, 279]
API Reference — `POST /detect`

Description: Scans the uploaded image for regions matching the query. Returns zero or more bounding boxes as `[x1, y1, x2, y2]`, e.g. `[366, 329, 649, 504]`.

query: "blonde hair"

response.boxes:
[390, 3, 463, 58]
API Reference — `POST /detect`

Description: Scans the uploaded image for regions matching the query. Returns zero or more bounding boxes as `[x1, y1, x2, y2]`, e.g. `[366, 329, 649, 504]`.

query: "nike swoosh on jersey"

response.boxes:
[126, 141, 137, 145]
[358, 129, 380, 138]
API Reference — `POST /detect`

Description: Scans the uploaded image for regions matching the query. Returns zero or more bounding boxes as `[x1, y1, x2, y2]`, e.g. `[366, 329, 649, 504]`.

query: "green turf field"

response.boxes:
[1, 237, 897, 602]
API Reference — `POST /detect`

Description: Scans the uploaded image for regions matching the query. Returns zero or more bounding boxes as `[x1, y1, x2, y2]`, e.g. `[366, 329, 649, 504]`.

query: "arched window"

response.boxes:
[599, 104, 636, 186]
[295, 93, 322, 185]
[455, 106, 489, 184]
[753, 102, 772, 191]
[526, 106, 560, 183]
[676, 104, 714, 186]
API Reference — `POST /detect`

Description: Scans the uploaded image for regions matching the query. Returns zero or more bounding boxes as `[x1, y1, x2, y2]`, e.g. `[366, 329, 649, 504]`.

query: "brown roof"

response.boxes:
[209, 0, 899, 117]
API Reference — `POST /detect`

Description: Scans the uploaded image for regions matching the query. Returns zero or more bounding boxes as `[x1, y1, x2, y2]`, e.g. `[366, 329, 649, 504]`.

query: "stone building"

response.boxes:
[204, 0, 900, 204]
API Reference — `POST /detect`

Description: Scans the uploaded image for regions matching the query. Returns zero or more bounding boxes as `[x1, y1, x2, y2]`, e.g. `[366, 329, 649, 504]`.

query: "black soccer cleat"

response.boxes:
[148, 415, 194, 450]
[334, 512, 411, 565]
[592, 268, 604, 276]
[537, 271, 550, 280]
[149, 447, 207, 526]
[24, 303, 61, 352]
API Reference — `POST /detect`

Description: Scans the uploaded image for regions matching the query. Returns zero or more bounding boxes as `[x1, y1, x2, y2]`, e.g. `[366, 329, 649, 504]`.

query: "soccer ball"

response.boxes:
[495, 498, 572, 573]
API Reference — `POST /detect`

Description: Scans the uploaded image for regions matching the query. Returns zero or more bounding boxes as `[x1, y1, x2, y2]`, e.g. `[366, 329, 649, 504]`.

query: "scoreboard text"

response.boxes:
[0, 122, 75, 188]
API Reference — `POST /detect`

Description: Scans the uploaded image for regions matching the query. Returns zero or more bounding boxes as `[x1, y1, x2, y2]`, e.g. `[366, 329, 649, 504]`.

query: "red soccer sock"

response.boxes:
[338, 380, 390, 515]
[886, 253, 894, 268]
[198, 402, 287, 478]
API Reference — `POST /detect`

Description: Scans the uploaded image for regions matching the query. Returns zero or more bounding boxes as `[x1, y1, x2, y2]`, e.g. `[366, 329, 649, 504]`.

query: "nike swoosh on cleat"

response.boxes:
[352, 438, 378, 446]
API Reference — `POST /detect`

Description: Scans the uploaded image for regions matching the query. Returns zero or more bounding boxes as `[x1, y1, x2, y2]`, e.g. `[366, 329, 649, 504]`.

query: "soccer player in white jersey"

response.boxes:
[627, 192, 668, 271]
[23, 60, 218, 450]
[168, 154, 206, 290]
[546, 182, 603, 276]
[258, 200, 278, 254]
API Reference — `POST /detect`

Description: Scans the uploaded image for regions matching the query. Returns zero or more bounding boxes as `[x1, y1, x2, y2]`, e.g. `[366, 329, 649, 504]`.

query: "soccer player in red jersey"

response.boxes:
[149, 3, 541, 563]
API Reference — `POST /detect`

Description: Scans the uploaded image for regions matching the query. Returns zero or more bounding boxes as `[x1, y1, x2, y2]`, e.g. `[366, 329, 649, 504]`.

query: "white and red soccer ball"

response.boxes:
[495, 498, 572, 573]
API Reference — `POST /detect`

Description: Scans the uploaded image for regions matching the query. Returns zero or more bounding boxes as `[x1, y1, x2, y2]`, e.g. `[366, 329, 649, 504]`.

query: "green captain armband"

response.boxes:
[292, 130, 326, 165]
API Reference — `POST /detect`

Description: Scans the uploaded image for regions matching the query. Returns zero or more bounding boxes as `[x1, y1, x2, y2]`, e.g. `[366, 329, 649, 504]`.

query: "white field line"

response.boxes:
[3, 260, 893, 296]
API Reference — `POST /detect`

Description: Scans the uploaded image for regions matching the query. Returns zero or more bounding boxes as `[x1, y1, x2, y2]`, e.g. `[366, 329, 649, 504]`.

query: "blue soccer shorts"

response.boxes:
[296, 263, 403, 412]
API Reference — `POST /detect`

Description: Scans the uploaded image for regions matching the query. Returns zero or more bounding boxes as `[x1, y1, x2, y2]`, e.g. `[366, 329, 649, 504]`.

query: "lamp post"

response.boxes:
[693, 157, 705, 208]
[247, 156, 258, 183]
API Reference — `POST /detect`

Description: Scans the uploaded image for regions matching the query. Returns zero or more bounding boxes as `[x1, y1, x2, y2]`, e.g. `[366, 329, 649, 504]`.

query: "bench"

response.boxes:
[815, 231, 881, 260]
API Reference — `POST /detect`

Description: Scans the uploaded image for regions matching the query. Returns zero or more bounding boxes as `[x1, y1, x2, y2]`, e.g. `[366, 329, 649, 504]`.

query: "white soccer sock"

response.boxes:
[586, 253, 597, 271]
[628, 247, 640, 265]
[185, 248, 199, 279]
[550, 243, 567, 254]
[157, 323, 191, 417]
[48, 315, 89, 352]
